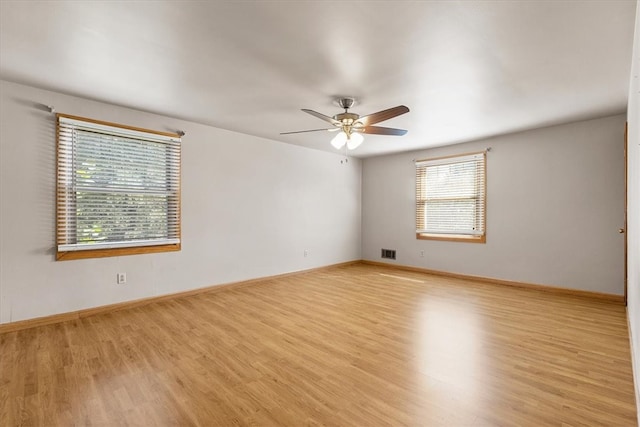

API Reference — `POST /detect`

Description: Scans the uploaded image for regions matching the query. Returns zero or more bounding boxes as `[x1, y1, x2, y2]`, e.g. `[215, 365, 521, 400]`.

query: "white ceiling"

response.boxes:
[0, 1, 636, 157]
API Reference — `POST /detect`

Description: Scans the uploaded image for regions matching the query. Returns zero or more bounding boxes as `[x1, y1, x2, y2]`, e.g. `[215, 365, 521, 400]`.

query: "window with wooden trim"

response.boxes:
[56, 114, 181, 260]
[415, 152, 486, 243]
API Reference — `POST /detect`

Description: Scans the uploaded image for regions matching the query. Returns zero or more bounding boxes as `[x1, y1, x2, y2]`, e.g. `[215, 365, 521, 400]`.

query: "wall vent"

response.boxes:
[381, 249, 396, 260]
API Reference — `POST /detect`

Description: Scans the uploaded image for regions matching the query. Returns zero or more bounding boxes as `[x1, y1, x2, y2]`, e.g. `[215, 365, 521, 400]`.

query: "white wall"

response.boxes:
[362, 114, 626, 295]
[0, 80, 362, 324]
[626, 1, 640, 421]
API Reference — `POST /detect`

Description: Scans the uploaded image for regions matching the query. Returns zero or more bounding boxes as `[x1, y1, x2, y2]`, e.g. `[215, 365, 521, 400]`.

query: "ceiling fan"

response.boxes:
[281, 98, 409, 150]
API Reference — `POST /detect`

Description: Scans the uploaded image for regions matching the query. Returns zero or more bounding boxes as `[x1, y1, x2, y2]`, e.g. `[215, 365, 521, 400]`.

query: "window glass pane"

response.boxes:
[76, 131, 170, 191]
[76, 192, 169, 244]
[425, 161, 477, 199]
[424, 200, 477, 232]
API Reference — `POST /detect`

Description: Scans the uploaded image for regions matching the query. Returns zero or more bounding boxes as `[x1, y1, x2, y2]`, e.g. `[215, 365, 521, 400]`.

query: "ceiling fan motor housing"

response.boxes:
[333, 112, 360, 125]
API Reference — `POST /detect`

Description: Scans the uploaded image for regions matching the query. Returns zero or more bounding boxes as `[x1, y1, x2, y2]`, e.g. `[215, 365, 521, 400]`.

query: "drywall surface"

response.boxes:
[362, 114, 626, 295]
[0, 80, 362, 323]
[626, 1, 640, 422]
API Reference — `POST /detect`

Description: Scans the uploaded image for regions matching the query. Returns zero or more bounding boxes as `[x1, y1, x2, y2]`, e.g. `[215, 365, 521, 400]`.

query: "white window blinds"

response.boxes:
[415, 152, 486, 236]
[57, 115, 181, 253]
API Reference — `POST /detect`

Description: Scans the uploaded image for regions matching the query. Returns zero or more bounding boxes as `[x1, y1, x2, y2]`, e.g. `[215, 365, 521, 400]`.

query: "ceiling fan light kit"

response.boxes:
[330, 131, 347, 149]
[330, 130, 356, 151]
[281, 98, 409, 151]
[331, 130, 363, 150]
[347, 133, 364, 150]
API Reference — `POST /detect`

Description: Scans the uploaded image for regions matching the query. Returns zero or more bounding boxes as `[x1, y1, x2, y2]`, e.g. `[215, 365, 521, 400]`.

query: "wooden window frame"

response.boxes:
[415, 151, 486, 243]
[56, 114, 182, 261]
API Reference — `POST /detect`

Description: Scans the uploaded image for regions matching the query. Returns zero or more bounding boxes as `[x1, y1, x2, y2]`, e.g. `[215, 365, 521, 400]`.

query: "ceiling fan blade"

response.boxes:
[301, 109, 342, 126]
[358, 105, 409, 126]
[361, 126, 408, 136]
[280, 128, 335, 135]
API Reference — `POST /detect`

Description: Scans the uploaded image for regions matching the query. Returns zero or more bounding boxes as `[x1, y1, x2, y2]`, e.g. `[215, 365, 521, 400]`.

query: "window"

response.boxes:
[415, 151, 486, 243]
[56, 114, 181, 260]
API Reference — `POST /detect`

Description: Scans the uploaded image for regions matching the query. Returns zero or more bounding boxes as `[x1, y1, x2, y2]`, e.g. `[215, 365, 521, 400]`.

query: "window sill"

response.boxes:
[56, 243, 181, 261]
[416, 233, 486, 243]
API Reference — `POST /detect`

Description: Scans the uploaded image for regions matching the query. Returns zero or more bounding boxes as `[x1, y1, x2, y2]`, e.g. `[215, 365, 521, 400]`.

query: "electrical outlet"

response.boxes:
[117, 273, 127, 284]
[304, 249, 308, 257]
[420, 250, 424, 258]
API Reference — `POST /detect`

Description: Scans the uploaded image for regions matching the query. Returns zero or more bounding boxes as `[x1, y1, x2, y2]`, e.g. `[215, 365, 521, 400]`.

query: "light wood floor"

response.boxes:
[0, 263, 636, 426]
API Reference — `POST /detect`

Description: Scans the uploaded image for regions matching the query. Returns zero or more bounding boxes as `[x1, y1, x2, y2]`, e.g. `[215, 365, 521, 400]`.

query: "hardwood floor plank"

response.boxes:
[0, 263, 636, 426]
